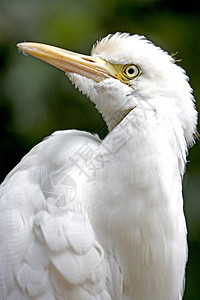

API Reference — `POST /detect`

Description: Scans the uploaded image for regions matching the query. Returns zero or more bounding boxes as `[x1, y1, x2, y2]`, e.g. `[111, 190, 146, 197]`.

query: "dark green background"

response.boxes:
[0, 0, 199, 298]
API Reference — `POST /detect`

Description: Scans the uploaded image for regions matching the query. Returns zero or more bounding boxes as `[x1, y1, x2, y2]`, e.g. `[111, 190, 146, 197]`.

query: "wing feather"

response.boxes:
[0, 130, 112, 299]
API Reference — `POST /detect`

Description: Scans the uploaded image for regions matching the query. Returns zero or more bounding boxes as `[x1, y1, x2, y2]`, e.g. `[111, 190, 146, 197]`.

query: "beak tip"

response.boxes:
[16, 43, 26, 56]
[16, 42, 24, 50]
[16, 42, 33, 56]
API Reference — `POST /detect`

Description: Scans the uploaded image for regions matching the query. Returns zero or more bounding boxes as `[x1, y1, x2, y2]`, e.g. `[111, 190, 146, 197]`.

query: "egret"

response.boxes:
[0, 33, 197, 300]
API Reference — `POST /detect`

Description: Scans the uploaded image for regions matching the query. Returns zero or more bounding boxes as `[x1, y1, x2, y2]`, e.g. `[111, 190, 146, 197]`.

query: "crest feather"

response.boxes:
[91, 32, 131, 56]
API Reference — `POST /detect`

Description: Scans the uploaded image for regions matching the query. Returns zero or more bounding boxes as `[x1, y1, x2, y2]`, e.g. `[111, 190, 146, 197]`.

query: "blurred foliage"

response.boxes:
[0, 0, 199, 298]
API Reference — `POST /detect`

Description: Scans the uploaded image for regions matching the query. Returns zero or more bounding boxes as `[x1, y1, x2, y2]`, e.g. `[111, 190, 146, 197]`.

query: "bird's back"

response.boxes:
[0, 130, 113, 300]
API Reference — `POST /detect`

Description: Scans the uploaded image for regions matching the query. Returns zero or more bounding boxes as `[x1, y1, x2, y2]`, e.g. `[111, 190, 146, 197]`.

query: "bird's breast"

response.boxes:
[85, 115, 187, 299]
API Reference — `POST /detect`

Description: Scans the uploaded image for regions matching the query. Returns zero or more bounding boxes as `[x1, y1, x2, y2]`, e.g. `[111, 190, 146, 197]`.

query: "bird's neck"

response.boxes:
[88, 107, 187, 299]
[103, 107, 134, 131]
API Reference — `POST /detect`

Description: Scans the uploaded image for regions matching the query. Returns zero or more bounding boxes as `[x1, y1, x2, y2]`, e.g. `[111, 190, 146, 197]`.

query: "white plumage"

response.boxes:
[0, 33, 197, 300]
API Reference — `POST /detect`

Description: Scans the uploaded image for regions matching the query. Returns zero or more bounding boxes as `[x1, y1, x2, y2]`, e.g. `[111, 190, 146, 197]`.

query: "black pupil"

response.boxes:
[127, 67, 135, 75]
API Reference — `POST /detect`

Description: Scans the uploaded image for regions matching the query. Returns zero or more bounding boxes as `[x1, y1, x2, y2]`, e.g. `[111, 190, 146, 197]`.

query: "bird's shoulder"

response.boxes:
[0, 130, 114, 300]
[3, 129, 101, 180]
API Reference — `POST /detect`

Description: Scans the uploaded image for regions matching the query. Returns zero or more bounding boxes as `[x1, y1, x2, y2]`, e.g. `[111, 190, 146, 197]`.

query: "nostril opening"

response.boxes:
[82, 57, 95, 63]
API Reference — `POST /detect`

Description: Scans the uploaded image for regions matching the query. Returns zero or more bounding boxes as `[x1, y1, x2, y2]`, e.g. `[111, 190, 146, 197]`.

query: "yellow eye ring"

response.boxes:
[122, 64, 140, 79]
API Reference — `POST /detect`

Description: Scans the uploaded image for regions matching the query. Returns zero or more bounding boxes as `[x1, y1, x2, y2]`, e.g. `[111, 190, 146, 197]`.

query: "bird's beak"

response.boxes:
[17, 42, 114, 82]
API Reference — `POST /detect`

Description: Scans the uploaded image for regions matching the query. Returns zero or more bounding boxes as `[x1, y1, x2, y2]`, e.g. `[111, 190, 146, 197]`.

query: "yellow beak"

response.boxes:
[17, 42, 114, 82]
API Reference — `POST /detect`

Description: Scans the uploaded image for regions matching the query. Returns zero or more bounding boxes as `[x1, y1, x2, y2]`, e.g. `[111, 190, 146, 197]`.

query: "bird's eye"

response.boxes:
[122, 64, 140, 79]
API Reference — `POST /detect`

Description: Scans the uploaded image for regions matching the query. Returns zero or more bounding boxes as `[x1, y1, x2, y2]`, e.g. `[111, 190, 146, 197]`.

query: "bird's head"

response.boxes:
[17, 32, 197, 144]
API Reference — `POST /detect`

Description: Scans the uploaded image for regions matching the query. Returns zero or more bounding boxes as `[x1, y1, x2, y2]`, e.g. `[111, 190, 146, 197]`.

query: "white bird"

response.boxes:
[0, 33, 197, 300]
